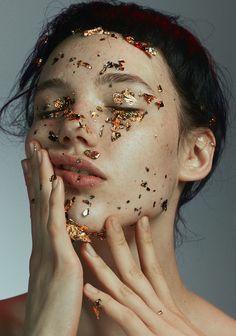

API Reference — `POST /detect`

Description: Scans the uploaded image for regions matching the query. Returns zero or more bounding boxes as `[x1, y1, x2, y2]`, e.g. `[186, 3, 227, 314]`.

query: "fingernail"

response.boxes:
[85, 283, 99, 294]
[141, 217, 149, 231]
[85, 243, 97, 257]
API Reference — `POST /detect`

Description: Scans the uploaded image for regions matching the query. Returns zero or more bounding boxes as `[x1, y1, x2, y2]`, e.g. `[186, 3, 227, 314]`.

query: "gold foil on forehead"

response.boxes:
[99, 60, 125, 75]
[124, 36, 157, 57]
[83, 27, 104, 36]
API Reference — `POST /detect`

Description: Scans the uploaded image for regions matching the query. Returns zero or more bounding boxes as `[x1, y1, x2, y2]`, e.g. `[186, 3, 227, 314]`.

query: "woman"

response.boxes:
[0, 1, 235, 335]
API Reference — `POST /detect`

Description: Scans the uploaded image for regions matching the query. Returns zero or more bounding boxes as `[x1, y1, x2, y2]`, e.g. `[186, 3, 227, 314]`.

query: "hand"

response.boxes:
[82, 216, 205, 336]
[21, 142, 83, 336]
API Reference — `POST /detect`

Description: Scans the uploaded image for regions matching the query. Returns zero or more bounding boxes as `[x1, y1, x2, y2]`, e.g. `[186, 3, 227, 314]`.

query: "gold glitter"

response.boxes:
[99, 60, 125, 75]
[91, 111, 100, 119]
[66, 220, 91, 242]
[84, 150, 101, 159]
[96, 106, 103, 112]
[99, 125, 105, 137]
[156, 100, 164, 109]
[91, 298, 102, 320]
[48, 131, 58, 142]
[77, 60, 92, 69]
[36, 58, 43, 67]
[84, 27, 104, 36]
[113, 88, 136, 106]
[111, 131, 121, 142]
[140, 93, 156, 104]
[158, 85, 163, 92]
[124, 36, 157, 57]
[82, 208, 90, 217]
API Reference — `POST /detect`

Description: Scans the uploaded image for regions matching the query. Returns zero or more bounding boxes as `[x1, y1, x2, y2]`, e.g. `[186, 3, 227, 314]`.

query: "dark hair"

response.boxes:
[0, 0, 229, 245]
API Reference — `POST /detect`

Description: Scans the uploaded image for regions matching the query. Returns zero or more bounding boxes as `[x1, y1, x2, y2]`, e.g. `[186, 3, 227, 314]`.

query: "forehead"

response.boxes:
[38, 33, 175, 97]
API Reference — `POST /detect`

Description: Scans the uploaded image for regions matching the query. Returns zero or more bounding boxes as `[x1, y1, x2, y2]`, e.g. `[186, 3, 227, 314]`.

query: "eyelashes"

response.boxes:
[35, 106, 142, 120]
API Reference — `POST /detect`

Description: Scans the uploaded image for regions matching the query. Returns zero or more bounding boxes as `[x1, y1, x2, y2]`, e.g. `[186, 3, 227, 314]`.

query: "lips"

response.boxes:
[49, 152, 107, 189]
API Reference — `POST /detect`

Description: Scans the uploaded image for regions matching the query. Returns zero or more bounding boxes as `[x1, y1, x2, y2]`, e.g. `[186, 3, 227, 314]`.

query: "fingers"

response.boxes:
[83, 283, 155, 336]
[135, 217, 176, 311]
[81, 242, 168, 335]
[103, 217, 164, 312]
[47, 176, 77, 264]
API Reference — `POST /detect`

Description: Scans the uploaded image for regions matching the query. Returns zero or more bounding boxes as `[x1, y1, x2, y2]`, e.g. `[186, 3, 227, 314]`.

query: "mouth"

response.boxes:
[49, 152, 107, 190]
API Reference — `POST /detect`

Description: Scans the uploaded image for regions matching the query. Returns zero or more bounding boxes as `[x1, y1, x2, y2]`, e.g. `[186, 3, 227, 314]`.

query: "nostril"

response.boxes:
[76, 136, 88, 145]
[63, 136, 70, 143]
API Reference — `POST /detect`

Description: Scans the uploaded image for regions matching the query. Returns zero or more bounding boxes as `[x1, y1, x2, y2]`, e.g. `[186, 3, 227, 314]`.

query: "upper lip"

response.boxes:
[49, 152, 107, 180]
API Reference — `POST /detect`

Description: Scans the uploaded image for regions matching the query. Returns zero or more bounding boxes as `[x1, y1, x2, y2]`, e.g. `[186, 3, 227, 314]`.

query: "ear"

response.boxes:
[178, 128, 216, 182]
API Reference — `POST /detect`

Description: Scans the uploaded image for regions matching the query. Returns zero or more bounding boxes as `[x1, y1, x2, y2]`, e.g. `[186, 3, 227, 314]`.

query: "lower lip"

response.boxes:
[54, 168, 104, 189]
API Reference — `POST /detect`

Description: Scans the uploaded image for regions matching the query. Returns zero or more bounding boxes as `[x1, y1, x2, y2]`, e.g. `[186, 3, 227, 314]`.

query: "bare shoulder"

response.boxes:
[0, 293, 27, 336]
[186, 290, 236, 336]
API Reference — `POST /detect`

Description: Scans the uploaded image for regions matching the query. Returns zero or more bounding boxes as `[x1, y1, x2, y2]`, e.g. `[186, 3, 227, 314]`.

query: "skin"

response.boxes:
[1, 33, 236, 336]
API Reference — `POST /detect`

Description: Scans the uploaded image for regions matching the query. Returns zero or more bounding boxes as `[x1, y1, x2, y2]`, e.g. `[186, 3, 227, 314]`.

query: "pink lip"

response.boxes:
[49, 152, 107, 190]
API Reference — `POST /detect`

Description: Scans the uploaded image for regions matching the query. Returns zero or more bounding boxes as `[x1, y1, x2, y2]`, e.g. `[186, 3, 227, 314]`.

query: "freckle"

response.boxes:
[146, 187, 150, 191]
[97, 53, 101, 57]
[153, 201, 156, 207]
[44, 124, 47, 127]
[145, 167, 149, 172]
[126, 200, 130, 203]
[33, 129, 38, 135]
[138, 194, 142, 199]
[138, 210, 142, 216]
[62, 153, 65, 155]
[165, 175, 167, 179]
[89, 195, 95, 199]
[153, 190, 156, 192]
[73, 71, 75, 74]
[117, 206, 121, 210]
[60, 53, 64, 58]
[154, 173, 157, 176]
[109, 83, 112, 88]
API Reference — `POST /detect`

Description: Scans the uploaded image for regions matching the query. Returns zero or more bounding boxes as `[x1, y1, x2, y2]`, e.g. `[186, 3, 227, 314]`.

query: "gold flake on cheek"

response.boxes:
[48, 131, 59, 142]
[99, 59, 125, 75]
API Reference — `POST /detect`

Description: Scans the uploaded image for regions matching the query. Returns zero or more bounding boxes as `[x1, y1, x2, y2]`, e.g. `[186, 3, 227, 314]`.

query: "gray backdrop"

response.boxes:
[0, 0, 235, 318]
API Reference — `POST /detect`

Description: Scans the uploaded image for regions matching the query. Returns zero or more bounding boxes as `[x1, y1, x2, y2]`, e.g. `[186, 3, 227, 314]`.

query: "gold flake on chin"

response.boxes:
[124, 36, 157, 57]
[99, 60, 125, 75]
[84, 150, 101, 159]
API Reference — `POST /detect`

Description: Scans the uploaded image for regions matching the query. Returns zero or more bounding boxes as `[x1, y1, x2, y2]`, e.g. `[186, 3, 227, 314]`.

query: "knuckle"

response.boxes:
[127, 265, 143, 279]
[121, 307, 137, 323]
[118, 283, 134, 299]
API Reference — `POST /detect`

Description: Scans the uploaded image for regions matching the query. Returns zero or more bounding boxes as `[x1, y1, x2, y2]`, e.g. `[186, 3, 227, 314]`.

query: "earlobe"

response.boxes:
[178, 129, 216, 182]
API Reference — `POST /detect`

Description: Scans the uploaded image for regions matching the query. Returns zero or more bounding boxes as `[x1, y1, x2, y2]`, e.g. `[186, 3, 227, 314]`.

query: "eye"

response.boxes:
[36, 109, 63, 120]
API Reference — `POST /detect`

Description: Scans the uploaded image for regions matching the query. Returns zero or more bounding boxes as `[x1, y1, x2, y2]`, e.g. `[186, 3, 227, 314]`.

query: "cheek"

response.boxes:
[25, 120, 59, 157]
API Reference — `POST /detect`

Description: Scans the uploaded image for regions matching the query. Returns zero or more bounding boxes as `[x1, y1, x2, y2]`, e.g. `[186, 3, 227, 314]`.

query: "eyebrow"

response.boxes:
[95, 73, 155, 93]
[35, 73, 155, 95]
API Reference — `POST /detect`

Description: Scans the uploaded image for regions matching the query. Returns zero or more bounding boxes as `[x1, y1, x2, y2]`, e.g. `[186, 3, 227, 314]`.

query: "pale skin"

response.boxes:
[1, 33, 236, 336]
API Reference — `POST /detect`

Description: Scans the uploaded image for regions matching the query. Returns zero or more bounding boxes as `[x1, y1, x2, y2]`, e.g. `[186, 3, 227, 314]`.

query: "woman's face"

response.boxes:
[26, 32, 181, 233]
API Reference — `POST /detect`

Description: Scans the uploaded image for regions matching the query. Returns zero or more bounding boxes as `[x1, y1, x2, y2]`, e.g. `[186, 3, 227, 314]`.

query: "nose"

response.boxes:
[57, 115, 99, 148]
